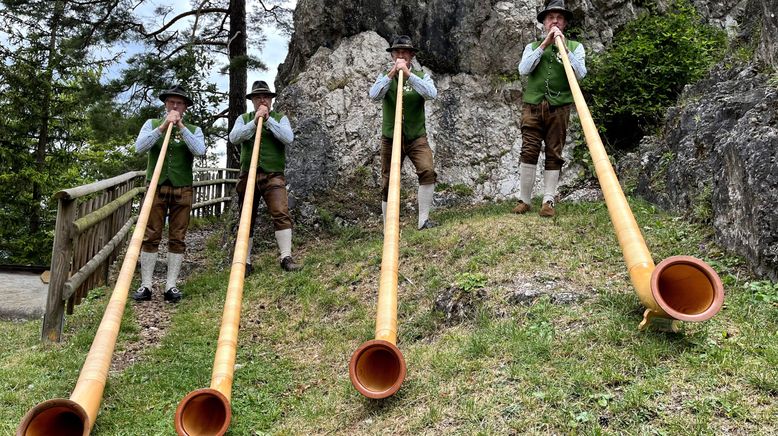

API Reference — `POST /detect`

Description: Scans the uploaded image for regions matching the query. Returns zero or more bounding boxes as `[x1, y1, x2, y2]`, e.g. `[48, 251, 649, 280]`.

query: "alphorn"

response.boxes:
[17, 122, 176, 435]
[174, 118, 264, 435]
[349, 70, 408, 398]
[554, 36, 724, 329]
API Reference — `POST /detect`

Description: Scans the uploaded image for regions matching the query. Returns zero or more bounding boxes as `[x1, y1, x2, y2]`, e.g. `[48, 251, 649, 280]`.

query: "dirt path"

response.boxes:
[110, 223, 220, 373]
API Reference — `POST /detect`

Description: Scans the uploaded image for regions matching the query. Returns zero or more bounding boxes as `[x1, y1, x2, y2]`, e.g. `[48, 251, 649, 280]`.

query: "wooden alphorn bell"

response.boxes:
[174, 117, 265, 435]
[553, 35, 723, 330]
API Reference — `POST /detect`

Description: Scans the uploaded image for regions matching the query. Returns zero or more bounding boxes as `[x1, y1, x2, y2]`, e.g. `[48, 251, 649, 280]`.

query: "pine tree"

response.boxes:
[0, 0, 139, 264]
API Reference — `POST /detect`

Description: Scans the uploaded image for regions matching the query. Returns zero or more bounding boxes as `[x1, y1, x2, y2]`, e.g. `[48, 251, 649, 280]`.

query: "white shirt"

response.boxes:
[518, 42, 587, 80]
[228, 113, 294, 146]
[134, 117, 206, 156]
[368, 70, 438, 102]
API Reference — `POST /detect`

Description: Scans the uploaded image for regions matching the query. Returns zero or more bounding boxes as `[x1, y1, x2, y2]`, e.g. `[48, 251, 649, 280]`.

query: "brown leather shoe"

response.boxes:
[280, 256, 301, 272]
[512, 201, 531, 214]
[539, 201, 555, 217]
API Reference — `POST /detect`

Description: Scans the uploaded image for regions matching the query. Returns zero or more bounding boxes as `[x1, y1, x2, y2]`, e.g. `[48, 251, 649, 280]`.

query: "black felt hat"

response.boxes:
[158, 84, 194, 106]
[386, 35, 418, 53]
[537, 0, 573, 23]
[245, 80, 277, 99]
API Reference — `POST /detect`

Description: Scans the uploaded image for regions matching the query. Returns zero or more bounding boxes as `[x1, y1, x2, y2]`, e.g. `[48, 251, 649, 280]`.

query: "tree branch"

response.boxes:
[160, 39, 227, 61]
[144, 8, 228, 38]
[204, 108, 229, 125]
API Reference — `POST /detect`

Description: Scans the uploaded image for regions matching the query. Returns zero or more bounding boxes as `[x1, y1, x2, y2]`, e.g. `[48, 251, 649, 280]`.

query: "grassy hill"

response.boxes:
[2, 199, 776, 434]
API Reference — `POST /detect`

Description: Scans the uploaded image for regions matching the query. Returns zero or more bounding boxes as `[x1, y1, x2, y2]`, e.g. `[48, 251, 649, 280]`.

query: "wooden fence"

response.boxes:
[41, 167, 239, 342]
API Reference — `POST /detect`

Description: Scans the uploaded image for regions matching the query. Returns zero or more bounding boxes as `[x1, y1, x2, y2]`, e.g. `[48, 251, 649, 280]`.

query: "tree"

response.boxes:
[0, 0, 139, 264]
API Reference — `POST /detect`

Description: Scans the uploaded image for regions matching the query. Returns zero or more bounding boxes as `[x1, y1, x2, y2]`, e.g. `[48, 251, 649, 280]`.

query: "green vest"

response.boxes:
[382, 69, 427, 141]
[146, 119, 198, 186]
[523, 40, 581, 106]
[239, 111, 286, 173]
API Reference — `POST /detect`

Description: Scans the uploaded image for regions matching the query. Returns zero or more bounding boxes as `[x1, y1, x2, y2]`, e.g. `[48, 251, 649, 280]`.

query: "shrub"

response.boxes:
[583, 0, 726, 150]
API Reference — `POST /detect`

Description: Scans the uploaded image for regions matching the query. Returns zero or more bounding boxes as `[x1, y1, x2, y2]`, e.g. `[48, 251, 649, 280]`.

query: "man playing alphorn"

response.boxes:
[369, 35, 439, 230]
[229, 80, 301, 274]
[132, 84, 206, 302]
[514, 0, 586, 217]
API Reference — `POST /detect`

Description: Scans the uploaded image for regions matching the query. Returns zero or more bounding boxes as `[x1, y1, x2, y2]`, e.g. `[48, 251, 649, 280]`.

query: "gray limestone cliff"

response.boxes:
[271, 0, 777, 279]
[632, 0, 778, 279]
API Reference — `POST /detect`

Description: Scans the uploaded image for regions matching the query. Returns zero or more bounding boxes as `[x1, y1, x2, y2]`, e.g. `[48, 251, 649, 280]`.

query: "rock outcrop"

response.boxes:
[275, 30, 580, 202]
[278, 0, 747, 90]
[634, 0, 778, 280]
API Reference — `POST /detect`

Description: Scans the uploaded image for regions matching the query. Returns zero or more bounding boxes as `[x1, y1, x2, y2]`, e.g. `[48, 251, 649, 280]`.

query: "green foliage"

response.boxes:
[451, 183, 475, 196]
[767, 71, 778, 89]
[455, 272, 487, 292]
[745, 280, 778, 305]
[725, 25, 760, 69]
[435, 182, 474, 197]
[583, 0, 726, 149]
[692, 183, 713, 224]
[0, 0, 141, 264]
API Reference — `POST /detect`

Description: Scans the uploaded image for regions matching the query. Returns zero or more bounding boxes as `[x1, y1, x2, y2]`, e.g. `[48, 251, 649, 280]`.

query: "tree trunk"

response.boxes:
[32, 0, 64, 234]
[226, 0, 247, 170]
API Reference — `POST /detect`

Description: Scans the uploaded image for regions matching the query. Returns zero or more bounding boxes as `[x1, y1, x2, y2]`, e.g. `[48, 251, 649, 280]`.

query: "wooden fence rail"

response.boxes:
[42, 167, 240, 342]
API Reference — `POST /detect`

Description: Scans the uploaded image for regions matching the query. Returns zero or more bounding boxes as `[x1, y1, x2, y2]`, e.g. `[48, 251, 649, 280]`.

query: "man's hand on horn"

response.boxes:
[160, 110, 181, 132]
[255, 104, 270, 122]
[394, 58, 411, 78]
[541, 26, 565, 50]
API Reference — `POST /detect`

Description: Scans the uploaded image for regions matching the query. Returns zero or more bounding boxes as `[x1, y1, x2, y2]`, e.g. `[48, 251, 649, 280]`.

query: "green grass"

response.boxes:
[2, 198, 776, 434]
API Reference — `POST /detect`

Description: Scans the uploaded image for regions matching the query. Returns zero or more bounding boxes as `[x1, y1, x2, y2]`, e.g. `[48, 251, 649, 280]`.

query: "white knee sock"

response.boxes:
[166, 252, 183, 291]
[520, 163, 537, 204]
[543, 170, 560, 204]
[417, 183, 435, 229]
[246, 237, 253, 265]
[275, 229, 292, 259]
[140, 251, 157, 290]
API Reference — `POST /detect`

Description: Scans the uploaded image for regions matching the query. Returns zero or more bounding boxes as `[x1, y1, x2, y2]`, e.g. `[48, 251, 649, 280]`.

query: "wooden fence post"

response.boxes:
[216, 170, 221, 217]
[41, 197, 77, 343]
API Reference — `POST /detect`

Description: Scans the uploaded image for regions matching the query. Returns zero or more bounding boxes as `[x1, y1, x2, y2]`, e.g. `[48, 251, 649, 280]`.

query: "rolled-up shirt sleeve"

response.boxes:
[181, 126, 206, 156]
[368, 74, 392, 102]
[229, 114, 254, 144]
[266, 115, 294, 147]
[407, 73, 437, 100]
[518, 44, 543, 76]
[135, 119, 162, 154]
[569, 43, 587, 80]
[229, 113, 293, 147]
